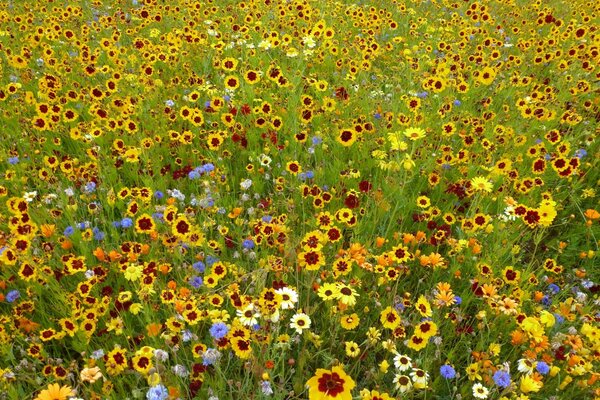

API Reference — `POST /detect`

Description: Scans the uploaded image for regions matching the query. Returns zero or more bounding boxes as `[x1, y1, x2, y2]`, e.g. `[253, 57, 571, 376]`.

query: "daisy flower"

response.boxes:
[289, 312, 311, 334]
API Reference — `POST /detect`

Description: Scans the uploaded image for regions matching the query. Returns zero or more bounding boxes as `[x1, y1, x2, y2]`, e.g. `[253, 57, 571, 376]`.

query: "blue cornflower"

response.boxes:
[262, 215, 273, 223]
[84, 181, 96, 193]
[112, 221, 122, 228]
[374, 113, 382, 119]
[189, 276, 203, 289]
[574, 149, 587, 159]
[311, 136, 322, 145]
[204, 163, 215, 172]
[64, 226, 75, 236]
[536, 361, 550, 375]
[242, 239, 255, 250]
[554, 313, 564, 325]
[440, 364, 456, 379]
[8, 156, 19, 165]
[493, 370, 511, 388]
[6, 290, 20, 303]
[121, 218, 133, 228]
[204, 100, 211, 108]
[454, 296, 462, 305]
[305, 171, 314, 179]
[93, 228, 105, 241]
[548, 283, 560, 294]
[541, 296, 552, 306]
[206, 256, 218, 266]
[209, 322, 229, 339]
[192, 261, 206, 273]
[453, 99, 462, 106]
[154, 191, 164, 200]
[188, 170, 200, 179]
[146, 384, 169, 400]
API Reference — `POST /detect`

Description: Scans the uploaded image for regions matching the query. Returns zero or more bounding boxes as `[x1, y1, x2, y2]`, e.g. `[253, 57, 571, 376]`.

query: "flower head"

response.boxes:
[306, 366, 355, 400]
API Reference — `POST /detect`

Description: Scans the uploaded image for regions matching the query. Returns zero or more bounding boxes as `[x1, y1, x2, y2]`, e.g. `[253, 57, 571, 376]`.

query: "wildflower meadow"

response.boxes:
[0, 0, 599, 399]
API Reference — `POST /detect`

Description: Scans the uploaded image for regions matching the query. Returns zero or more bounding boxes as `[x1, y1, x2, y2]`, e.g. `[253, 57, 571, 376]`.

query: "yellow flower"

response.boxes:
[471, 176, 493, 193]
[306, 366, 356, 400]
[379, 360, 390, 374]
[34, 383, 75, 400]
[345, 341, 360, 357]
[80, 366, 103, 383]
[403, 127, 426, 141]
[414, 295, 432, 317]
[539, 311, 555, 328]
[124, 264, 143, 281]
[519, 375, 543, 393]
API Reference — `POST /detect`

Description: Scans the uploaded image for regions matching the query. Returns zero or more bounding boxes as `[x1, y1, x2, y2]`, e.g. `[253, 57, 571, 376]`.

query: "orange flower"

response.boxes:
[147, 323, 162, 337]
[61, 239, 73, 250]
[41, 224, 55, 237]
[93, 247, 106, 262]
[511, 329, 526, 345]
[584, 209, 600, 220]
[18, 317, 40, 333]
[108, 250, 122, 261]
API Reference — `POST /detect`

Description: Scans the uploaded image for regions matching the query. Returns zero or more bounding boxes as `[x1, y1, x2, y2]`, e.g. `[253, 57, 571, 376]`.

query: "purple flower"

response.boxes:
[154, 191, 164, 200]
[64, 226, 74, 236]
[242, 239, 255, 249]
[84, 181, 97, 193]
[440, 364, 456, 379]
[5, 290, 19, 303]
[206, 256, 218, 266]
[536, 361, 550, 375]
[493, 370, 511, 388]
[189, 276, 203, 289]
[121, 218, 133, 228]
[548, 284, 560, 294]
[192, 261, 206, 273]
[146, 384, 169, 400]
[8, 157, 19, 165]
[209, 322, 229, 339]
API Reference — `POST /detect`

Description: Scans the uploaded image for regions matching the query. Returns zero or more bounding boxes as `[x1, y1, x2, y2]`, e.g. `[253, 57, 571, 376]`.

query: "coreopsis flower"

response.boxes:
[306, 366, 355, 400]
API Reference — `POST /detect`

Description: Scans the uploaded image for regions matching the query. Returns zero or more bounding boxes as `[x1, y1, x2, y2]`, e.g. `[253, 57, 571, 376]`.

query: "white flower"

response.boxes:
[393, 353, 412, 371]
[23, 191, 37, 202]
[302, 35, 316, 48]
[289, 312, 311, 334]
[237, 305, 260, 326]
[410, 369, 429, 386]
[240, 179, 253, 190]
[276, 287, 298, 310]
[258, 40, 271, 50]
[472, 383, 489, 399]
[517, 358, 536, 374]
